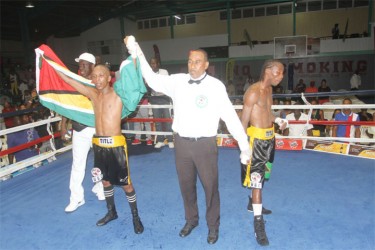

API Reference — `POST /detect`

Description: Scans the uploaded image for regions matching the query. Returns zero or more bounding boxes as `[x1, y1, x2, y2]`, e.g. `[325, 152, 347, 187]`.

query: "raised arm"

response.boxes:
[124, 36, 171, 95]
[124, 36, 153, 80]
[55, 69, 96, 99]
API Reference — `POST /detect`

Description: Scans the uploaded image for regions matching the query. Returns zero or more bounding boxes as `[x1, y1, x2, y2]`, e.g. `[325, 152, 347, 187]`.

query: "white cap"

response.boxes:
[75, 53, 96, 64]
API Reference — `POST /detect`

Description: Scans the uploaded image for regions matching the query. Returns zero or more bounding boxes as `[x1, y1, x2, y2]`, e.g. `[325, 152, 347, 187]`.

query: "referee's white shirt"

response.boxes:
[138, 56, 249, 152]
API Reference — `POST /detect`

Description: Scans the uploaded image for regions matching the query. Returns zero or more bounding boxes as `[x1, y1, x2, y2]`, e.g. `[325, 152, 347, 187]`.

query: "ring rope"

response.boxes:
[1, 90, 374, 179]
[0, 116, 70, 179]
[229, 89, 375, 100]
[0, 106, 46, 119]
[45, 112, 57, 152]
[0, 133, 59, 157]
[0, 117, 62, 136]
[133, 104, 375, 110]
[124, 117, 374, 126]
[276, 135, 374, 144]
[0, 145, 72, 179]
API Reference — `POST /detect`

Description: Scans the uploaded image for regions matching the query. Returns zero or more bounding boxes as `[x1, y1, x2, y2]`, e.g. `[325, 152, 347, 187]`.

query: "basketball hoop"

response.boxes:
[274, 35, 307, 59]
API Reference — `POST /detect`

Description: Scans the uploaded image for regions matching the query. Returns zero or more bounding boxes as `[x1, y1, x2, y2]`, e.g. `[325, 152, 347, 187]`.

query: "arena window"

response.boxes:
[279, 4, 292, 14]
[254, 7, 265, 17]
[243, 8, 253, 18]
[266, 6, 278, 16]
[308, 1, 322, 11]
[159, 18, 167, 27]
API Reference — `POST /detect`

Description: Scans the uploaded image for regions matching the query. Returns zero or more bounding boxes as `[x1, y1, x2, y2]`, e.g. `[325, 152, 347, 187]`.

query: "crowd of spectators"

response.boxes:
[1, 63, 373, 168]
[271, 97, 373, 145]
[0, 63, 64, 168]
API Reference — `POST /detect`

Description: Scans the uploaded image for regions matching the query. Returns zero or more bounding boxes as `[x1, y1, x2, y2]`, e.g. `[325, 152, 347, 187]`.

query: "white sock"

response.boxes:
[253, 204, 262, 216]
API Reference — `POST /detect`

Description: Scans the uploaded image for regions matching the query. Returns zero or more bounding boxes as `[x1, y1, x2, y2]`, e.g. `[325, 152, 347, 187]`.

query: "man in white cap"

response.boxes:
[61, 52, 105, 213]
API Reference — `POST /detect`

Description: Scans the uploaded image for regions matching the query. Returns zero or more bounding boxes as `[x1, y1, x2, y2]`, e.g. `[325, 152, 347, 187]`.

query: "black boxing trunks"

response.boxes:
[241, 126, 275, 189]
[92, 135, 131, 186]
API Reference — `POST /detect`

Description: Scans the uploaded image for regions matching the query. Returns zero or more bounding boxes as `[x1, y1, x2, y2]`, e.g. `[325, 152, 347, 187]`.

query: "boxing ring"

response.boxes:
[0, 90, 374, 249]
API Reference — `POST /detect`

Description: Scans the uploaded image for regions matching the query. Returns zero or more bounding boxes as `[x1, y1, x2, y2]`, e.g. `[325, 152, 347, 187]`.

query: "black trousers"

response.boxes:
[174, 133, 220, 230]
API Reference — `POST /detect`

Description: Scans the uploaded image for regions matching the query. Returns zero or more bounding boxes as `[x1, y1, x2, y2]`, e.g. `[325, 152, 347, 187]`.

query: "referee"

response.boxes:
[125, 36, 251, 245]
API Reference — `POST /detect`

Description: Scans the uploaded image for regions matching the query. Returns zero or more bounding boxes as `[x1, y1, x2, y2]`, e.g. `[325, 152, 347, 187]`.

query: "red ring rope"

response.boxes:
[0, 132, 61, 157]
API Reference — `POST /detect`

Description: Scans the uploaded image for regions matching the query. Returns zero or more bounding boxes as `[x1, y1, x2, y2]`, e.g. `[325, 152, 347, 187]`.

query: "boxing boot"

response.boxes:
[96, 204, 118, 226]
[254, 215, 269, 246]
[131, 208, 144, 234]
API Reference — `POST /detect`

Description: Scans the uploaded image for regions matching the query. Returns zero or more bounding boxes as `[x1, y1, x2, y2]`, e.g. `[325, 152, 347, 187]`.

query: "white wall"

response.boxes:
[46, 17, 137, 70]
[229, 44, 274, 58]
[320, 37, 373, 53]
[138, 34, 228, 62]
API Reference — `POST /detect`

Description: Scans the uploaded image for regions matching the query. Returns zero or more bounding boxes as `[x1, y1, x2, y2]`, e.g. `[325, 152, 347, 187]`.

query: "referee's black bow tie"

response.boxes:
[188, 73, 207, 84]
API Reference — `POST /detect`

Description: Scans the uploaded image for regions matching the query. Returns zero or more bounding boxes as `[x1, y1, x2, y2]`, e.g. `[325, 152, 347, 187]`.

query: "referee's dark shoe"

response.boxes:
[179, 223, 198, 237]
[247, 196, 272, 215]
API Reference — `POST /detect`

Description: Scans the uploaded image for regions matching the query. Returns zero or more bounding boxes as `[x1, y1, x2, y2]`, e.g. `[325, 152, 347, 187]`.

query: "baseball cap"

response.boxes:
[75, 52, 96, 64]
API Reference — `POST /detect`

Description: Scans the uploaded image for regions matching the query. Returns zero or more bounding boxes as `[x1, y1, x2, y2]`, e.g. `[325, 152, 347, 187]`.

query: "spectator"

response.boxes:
[7, 114, 40, 164]
[305, 80, 318, 102]
[318, 79, 331, 104]
[294, 78, 306, 93]
[19, 81, 29, 97]
[273, 84, 285, 103]
[332, 23, 339, 39]
[292, 78, 306, 103]
[273, 84, 283, 95]
[132, 97, 153, 146]
[22, 89, 32, 105]
[9, 67, 19, 97]
[332, 98, 360, 138]
[243, 73, 254, 93]
[283, 104, 313, 137]
[26, 88, 39, 108]
[366, 112, 375, 143]
[326, 109, 341, 137]
[350, 70, 361, 90]
[305, 81, 317, 93]
[226, 80, 236, 96]
[279, 99, 292, 119]
[358, 109, 373, 122]
[357, 109, 373, 144]
[3, 101, 16, 128]
[310, 99, 326, 137]
[0, 103, 4, 130]
[147, 57, 174, 149]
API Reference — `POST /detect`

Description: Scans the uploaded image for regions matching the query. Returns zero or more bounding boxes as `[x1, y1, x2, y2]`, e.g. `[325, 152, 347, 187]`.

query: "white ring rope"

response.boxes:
[1, 100, 374, 179]
[0, 116, 71, 179]
[0, 117, 62, 136]
[46, 112, 57, 152]
[125, 103, 375, 141]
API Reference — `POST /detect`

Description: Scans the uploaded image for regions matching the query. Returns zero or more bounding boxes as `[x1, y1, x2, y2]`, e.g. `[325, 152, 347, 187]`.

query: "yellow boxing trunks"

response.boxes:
[92, 135, 131, 186]
[241, 126, 275, 189]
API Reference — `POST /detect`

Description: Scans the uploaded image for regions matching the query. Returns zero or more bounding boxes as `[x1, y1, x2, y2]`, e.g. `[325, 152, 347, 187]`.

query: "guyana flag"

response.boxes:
[35, 44, 146, 127]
